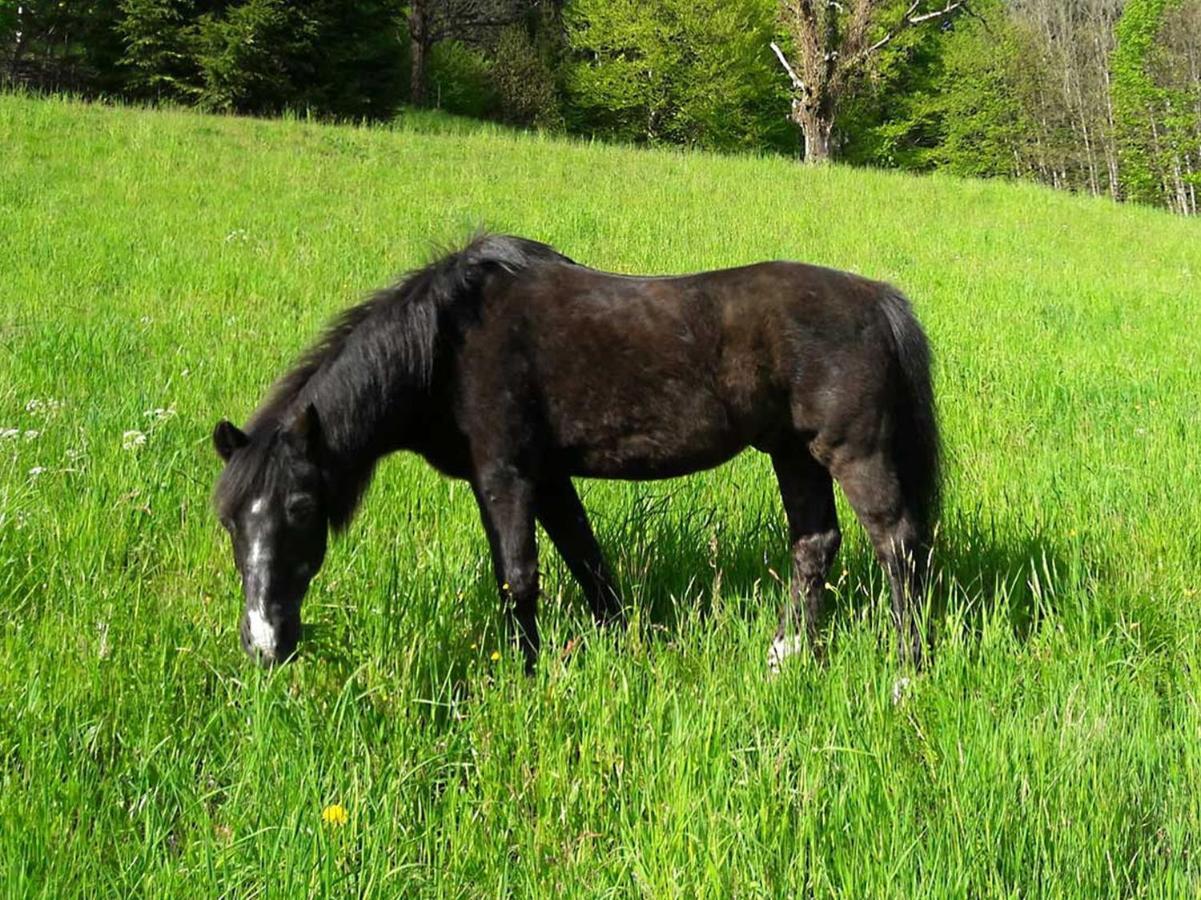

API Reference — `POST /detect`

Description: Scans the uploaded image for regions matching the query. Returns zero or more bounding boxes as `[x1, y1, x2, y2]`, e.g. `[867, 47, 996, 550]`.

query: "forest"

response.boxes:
[3, 0, 1199, 213]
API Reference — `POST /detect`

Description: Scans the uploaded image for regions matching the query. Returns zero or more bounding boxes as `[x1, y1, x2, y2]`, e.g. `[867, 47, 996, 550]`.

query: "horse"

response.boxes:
[212, 233, 940, 673]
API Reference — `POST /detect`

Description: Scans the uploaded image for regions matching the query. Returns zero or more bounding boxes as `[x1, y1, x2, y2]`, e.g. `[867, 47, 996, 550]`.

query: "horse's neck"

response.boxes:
[307, 351, 426, 522]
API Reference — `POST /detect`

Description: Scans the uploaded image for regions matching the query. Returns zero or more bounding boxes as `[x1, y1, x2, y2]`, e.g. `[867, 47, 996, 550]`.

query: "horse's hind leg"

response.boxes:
[830, 451, 928, 668]
[768, 448, 841, 673]
[535, 474, 624, 627]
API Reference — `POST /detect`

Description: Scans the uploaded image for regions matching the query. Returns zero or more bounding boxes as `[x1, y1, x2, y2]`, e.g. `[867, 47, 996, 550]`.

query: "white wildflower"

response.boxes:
[123, 430, 147, 451]
[143, 406, 177, 422]
[23, 429, 40, 441]
[28, 466, 46, 477]
[0, 428, 19, 440]
[25, 398, 63, 416]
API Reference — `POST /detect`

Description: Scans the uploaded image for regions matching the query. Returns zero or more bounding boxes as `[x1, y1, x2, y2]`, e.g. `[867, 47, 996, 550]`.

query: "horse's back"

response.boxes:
[454, 259, 898, 478]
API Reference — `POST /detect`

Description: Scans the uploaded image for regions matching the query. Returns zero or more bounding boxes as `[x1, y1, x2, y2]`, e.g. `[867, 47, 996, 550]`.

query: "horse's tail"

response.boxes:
[878, 288, 941, 544]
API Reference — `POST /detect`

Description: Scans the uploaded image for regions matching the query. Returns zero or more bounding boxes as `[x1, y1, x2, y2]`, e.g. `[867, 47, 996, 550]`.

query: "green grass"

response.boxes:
[2, 93, 1200, 896]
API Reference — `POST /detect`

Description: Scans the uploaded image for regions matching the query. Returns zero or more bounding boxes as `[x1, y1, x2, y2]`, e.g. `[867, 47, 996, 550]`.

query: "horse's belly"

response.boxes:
[566, 440, 744, 480]
[549, 390, 746, 479]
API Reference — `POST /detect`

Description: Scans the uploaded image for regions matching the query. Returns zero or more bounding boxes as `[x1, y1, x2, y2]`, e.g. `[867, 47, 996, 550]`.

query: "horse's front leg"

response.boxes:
[471, 465, 540, 673]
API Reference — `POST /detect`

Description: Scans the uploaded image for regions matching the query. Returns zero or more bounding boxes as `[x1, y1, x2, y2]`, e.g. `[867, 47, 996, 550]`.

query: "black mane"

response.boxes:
[215, 232, 571, 530]
[249, 232, 571, 433]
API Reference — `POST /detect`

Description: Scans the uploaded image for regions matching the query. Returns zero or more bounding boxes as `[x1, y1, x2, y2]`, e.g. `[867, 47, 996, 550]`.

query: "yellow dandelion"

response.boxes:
[490, 650, 502, 662]
[502, 582, 510, 591]
[321, 803, 348, 827]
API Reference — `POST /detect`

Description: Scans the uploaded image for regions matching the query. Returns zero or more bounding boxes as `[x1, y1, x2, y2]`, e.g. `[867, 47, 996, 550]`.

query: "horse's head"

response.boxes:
[212, 405, 328, 665]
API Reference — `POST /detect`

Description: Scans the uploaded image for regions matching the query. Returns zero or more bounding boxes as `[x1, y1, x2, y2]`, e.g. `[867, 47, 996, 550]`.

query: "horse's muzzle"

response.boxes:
[240, 609, 300, 666]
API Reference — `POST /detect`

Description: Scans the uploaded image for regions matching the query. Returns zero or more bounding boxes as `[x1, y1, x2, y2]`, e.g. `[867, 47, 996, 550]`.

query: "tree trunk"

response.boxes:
[795, 103, 834, 165]
[409, 2, 428, 107]
[1102, 67, 1122, 199]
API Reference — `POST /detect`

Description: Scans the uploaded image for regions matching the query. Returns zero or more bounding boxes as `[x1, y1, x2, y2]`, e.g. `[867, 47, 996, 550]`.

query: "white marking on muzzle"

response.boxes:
[244, 500, 277, 656]
[247, 604, 277, 657]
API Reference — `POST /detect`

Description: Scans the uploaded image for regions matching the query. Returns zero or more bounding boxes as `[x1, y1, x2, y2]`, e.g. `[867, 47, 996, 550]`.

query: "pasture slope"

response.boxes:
[2, 94, 1200, 897]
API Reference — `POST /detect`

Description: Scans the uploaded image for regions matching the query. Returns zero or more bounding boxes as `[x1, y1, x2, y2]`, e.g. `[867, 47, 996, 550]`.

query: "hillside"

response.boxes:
[2, 95, 1200, 895]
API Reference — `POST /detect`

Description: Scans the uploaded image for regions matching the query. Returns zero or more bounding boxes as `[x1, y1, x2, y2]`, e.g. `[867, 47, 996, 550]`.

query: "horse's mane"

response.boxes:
[248, 232, 572, 434]
[217, 232, 571, 531]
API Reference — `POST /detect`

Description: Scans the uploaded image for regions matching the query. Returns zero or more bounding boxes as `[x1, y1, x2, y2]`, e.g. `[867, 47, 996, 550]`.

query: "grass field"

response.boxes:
[2, 93, 1201, 896]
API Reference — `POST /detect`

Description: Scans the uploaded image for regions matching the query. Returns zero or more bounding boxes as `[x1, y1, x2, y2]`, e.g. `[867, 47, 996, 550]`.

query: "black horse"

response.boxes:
[213, 234, 939, 672]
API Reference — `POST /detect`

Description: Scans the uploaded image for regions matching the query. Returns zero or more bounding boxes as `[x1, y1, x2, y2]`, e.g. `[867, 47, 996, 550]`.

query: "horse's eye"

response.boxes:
[286, 495, 317, 523]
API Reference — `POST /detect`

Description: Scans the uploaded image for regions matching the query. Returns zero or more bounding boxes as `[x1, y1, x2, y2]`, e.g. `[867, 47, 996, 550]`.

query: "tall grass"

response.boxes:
[2, 94, 1200, 896]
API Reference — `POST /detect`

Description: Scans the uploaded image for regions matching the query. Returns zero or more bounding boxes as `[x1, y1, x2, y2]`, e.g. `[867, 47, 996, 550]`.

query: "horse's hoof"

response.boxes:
[767, 635, 805, 677]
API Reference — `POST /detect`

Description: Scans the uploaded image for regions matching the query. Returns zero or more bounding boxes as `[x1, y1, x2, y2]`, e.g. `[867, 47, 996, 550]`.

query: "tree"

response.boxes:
[1112, 0, 1174, 205]
[564, 0, 791, 151]
[1147, 0, 1201, 214]
[770, 0, 966, 163]
[1111, 0, 1201, 214]
[184, 0, 407, 118]
[192, 0, 319, 113]
[491, 24, 561, 127]
[117, 0, 200, 101]
[408, 0, 528, 106]
[302, 0, 409, 119]
[910, 4, 1035, 179]
[1011, 0, 1126, 199]
[1, 1, 124, 94]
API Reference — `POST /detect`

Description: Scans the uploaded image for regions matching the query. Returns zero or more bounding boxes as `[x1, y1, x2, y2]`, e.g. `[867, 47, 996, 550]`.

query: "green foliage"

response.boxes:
[303, 1, 407, 120]
[908, 7, 1034, 179]
[1113, 0, 1201, 210]
[837, 14, 951, 169]
[1, 1, 125, 93]
[491, 25, 563, 130]
[115, 0, 407, 118]
[117, 0, 200, 101]
[427, 40, 499, 119]
[1112, 0, 1173, 204]
[192, 0, 319, 114]
[563, 0, 793, 152]
[0, 4, 14, 36]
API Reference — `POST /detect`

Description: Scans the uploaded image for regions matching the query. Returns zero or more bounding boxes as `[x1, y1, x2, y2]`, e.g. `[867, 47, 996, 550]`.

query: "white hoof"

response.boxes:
[767, 635, 805, 676]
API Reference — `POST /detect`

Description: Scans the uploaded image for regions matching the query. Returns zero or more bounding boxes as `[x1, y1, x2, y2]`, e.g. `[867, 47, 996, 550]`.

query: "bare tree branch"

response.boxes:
[907, 0, 964, 26]
[770, 41, 807, 94]
[859, 1, 963, 63]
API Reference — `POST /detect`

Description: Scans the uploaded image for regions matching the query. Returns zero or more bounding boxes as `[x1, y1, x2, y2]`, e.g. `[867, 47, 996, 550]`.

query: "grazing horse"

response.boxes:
[212, 234, 939, 672]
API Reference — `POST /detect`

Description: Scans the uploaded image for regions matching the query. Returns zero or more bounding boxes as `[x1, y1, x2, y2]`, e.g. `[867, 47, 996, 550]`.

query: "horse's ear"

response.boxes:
[213, 420, 249, 461]
[287, 403, 322, 456]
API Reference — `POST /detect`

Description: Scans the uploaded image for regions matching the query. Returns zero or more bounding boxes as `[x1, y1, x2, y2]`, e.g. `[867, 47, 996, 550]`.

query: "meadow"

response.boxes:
[1, 94, 1200, 896]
